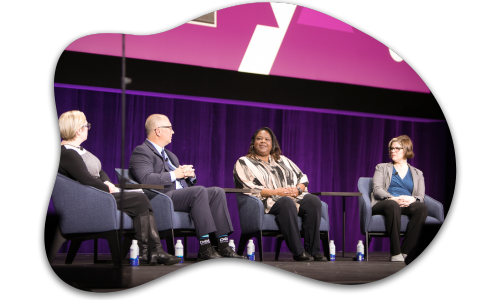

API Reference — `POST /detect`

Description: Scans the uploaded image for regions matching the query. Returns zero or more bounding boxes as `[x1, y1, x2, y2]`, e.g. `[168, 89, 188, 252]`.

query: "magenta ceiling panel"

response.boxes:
[64, 3, 429, 93]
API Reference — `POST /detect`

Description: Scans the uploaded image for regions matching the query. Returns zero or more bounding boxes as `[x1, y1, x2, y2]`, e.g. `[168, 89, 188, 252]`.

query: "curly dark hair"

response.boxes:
[246, 127, 282, 161]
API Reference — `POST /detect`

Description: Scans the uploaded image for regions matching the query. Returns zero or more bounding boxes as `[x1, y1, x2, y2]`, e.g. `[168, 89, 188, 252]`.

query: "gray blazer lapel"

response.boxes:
[409, 163, 418, 196]
[385, 162, 393, 189]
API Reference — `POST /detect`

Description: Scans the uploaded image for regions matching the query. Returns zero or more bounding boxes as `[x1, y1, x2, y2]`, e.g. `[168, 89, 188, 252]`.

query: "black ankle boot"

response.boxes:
[148, 214, 181, 265]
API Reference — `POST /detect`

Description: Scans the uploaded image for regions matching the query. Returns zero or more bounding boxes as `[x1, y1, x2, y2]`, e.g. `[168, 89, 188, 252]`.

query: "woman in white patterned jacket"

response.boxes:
[233, 127, 326, 262]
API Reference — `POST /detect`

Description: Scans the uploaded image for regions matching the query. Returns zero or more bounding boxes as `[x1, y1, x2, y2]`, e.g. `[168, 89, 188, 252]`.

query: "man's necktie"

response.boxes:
[161, 149, 187, 188]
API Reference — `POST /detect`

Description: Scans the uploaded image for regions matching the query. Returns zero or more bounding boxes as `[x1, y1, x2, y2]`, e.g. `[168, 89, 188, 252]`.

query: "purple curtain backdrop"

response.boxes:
[49, 87, 454, 255]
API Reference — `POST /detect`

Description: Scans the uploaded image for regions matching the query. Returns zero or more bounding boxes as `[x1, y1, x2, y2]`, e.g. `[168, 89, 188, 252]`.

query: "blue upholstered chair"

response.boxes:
[48, 173, 135, 266]
[236, 193, 331, 261]
[115, 169, 196, 259]
[357, 177, 444, 261]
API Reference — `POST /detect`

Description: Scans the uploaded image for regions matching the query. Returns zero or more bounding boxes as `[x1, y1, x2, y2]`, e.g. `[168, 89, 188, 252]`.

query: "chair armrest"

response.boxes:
[358, 195, 372, 235]
[320, 201, 329, 228]
[424, 195, 444, 223]
[149, 192, 175, 231]
[115, 168, 139, 184]
[236, 193, 264, 235]
[358, 177, 373, 235]
[115, 168, 175, 230]
[52, 174, 120, 235]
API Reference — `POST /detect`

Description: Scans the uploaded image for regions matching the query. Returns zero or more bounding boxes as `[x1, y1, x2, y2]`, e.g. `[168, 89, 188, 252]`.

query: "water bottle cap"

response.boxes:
[176, 240, 182, 244]
[229, 239, 234, 242]
[132, 240, 137, 244]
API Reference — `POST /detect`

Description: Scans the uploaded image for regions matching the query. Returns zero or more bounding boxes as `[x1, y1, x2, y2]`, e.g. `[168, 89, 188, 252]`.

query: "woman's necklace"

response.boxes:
[255, 154, 269, 162]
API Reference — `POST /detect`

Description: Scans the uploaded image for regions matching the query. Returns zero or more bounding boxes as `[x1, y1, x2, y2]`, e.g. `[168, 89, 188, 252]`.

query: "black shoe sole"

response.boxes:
[220, 254, 246, 259]
[157, 257, 182, 265]
[293, 259, 314, 262]
[140, 260, 159, 266]
[292, 256, 314, 262]
[196, 256, 222, 261]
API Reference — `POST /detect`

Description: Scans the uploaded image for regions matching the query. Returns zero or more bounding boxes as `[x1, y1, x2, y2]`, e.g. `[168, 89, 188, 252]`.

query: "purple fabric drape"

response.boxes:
[50, 87, 454, 254]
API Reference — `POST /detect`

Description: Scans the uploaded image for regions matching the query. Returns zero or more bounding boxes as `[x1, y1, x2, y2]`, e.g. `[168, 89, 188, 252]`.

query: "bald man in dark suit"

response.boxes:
[129, 114, 244, 260]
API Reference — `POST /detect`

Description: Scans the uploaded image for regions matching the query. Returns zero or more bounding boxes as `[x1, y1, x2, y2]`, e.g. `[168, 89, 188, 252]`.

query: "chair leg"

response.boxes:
[275, 236, 284, 261]
[321, 231, 331, 261]
[105, 231, 122, 267]
[122, 236, 133, 260]
[65, 239, 83, 264]
[365, 234, 370, 262]
[94, 238, 99, 263]
[184, 236, 188, 258]
[164, 229, 175, 255]
[257, 232, 264, 261]
[237, 234, 249, 256]
[45, 224, 66, 264]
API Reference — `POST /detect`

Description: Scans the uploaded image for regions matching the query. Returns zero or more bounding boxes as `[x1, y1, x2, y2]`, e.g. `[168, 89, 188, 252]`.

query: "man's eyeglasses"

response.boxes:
[157, 126, 173, 131]
[389, 147, 403, 152]
[82, 123, 91, 130]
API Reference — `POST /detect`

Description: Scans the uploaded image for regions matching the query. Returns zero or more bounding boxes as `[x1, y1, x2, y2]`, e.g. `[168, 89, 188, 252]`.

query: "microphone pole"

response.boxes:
[119, 33, 131, 274]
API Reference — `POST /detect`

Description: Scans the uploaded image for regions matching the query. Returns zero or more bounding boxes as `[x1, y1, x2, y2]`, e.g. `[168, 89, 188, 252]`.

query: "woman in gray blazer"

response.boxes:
[370, 135, 428, 262]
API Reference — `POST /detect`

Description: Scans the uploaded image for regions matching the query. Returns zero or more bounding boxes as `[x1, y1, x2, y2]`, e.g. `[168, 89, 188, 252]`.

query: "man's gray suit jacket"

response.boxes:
[129, 140, 197, 194]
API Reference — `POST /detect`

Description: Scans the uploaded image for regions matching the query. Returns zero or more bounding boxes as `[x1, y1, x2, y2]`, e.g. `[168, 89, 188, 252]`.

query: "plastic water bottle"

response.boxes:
[329, 240, 336, 261]
[228, 239, 236, 252]
[356, 240, 364, 261]
[130, 240, 139, 266]
[175, 240, 184, 263]
[247, 240, 255, 261]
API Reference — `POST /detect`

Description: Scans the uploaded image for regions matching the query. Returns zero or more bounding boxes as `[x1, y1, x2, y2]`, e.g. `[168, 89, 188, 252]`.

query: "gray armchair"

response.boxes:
[48, 173, 134, 266]
[236, 193, 331, 261]
[357, 177, 444, 261]
[115, 169, 196, 259]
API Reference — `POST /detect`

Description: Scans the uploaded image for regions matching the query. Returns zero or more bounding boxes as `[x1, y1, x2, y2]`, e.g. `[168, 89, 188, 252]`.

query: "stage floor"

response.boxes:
[50, 252, 406, 291]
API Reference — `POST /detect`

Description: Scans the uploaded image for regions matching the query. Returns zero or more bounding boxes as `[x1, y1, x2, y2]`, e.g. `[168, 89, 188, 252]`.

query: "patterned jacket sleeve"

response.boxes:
[282, 156, 309, 188]
[233, 157, 265, 199]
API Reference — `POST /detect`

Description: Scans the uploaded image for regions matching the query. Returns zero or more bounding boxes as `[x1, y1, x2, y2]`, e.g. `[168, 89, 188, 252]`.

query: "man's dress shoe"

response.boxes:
[292, 252, 314, 262]
[218, 247, 246, 259]
[197, 246, 223, 261]
[312, 254, 327, 261]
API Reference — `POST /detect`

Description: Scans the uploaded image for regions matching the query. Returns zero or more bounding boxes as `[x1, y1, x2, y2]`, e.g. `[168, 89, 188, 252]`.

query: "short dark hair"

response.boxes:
[388, 135, 415, 159]
[247, 127, 282, 161]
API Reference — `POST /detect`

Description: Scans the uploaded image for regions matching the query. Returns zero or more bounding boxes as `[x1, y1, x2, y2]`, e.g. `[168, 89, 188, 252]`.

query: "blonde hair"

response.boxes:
[388, 135, 415, 159]
[59, 110, 87, 141]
